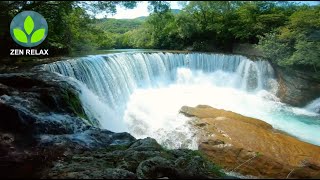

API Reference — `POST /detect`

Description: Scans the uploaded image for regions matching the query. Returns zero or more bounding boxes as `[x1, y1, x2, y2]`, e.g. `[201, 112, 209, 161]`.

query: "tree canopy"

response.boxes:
[1, 1, 319, 73]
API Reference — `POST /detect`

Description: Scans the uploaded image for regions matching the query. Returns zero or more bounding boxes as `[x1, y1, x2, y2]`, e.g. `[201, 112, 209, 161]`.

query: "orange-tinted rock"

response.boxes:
[180, 105, 320, 179]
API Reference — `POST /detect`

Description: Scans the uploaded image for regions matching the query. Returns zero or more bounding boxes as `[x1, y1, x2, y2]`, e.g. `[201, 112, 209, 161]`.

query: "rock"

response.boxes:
[0, 71, 96, 136]
[276, 67, 320, 106]
[48, 167, 136, 179]
[103, 168, 137, 179]
[0, 130, 66, 179]
[128, 137, 163, 151]
[180, 105, 320, 179]
[176, 155, 213, 179]
[0, 71, 228, 179]
[136, 157, 176, 179]
[43, 137, 227, 179]
[38, 128, 136, 150]
[0, 71, 138, 178]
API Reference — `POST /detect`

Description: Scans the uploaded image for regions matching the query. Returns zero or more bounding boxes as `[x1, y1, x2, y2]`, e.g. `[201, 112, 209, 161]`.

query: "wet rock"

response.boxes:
[180, 156, 210, 178]
[128, 137, 163, 151]
[276, 67, 320, 106]
[43, 137, 226, 179]
[136, 157, 176, 179]
[48, 168, 136, 179]
[0, 71, 137, 178]
[0, 130, 66, 179]
[0, 71, 94, 136]
[38, 128, 136, 150]
[0, 71, 229, 179]
[180, 105, 320, 179]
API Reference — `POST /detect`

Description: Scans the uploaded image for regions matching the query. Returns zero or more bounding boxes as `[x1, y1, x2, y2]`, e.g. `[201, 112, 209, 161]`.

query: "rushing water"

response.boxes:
[42, 52, 320, 148]
[306, 97, 320, 114]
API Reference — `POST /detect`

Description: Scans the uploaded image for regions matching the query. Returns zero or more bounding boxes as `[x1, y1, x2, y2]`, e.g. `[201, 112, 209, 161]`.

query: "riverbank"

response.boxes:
[180, 105, 320, 179]
[0, 71, 228, 179]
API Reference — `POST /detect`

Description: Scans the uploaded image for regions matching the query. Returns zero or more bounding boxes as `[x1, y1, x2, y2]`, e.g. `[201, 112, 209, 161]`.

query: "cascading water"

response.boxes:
[42, 52, 320, 149]
[306, 97, 320, 114]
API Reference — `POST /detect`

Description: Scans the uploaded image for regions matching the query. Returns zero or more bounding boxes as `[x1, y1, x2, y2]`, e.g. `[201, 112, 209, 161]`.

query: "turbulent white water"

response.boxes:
[42, 52, 320, 148]
[306, 97, 320, 114]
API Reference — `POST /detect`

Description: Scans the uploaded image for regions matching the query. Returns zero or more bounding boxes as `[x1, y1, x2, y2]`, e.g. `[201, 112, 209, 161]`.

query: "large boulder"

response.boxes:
[276, 67, 320, 107]
[0, 71, 95, 136]
[180, 105, 320, 179]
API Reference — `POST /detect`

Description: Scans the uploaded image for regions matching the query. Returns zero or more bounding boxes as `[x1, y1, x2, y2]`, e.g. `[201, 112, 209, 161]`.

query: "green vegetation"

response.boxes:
[160, 148, 225, 177]
[257, 5, 320, 73]
[1, 1, 319, 72]
[94, 18, 144, 34]
[0, 1, 138, 56]
[62, 90, 98, 127]
[182, 150, 225, 177]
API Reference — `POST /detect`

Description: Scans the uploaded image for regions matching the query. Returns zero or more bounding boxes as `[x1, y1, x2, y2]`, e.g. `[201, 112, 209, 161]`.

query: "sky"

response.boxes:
[95, 1, 319, 19]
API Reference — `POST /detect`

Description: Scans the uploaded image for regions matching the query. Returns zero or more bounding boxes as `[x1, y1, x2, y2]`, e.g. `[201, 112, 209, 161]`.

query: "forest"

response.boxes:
[1, 1, 320, 72]
[1, 2, 320, 179]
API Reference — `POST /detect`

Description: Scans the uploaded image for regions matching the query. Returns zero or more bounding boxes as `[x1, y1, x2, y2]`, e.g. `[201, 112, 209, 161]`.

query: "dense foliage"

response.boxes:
[258, 5, 320, 72]
[0, 1, 138, 56]
[123, 1, 303, 51]
[1, 1, 319, 72]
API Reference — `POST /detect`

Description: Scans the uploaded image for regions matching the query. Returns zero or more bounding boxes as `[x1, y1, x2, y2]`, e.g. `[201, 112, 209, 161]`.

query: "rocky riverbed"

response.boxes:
[180, 105, 320, 179]
[0, 71, 227, 179]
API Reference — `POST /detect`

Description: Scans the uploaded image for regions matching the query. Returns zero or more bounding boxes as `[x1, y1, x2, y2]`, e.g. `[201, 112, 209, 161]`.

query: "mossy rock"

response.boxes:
[61, 90, 98, 127]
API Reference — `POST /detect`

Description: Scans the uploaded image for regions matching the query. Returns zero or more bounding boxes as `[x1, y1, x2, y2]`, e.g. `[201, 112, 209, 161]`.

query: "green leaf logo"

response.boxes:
[10, 11, 48, 47]
[24, 16, 34, 35]
[31, 29, 45, 43]
[13, 28, 28, 43]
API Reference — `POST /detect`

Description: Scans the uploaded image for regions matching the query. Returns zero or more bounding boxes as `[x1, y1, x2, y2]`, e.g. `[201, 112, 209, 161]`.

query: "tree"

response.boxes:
[257, 5, 320, 72]
[0, 1, 138, 58]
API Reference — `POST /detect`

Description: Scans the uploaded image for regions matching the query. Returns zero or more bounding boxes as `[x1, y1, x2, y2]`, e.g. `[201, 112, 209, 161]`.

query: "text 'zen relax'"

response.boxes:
[10, 49, 49, 56]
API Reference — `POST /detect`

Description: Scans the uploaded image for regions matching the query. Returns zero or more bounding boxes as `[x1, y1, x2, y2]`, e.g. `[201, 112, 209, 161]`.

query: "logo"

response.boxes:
[10, 11, 48, 48]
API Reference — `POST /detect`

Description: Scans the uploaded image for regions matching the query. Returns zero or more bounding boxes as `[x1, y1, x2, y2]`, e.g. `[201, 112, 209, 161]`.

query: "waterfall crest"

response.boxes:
[43, 52, 276, 111]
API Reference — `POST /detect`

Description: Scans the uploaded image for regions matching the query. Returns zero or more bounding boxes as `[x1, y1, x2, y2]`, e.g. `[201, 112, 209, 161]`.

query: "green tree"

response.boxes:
[258, 5, 320, 72]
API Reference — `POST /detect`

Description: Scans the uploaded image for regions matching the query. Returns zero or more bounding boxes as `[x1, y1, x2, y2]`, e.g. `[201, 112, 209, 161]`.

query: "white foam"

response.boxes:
[306, 97, 320, 114]
[42, 53, 320, 148]
[124, 68, 320, 148]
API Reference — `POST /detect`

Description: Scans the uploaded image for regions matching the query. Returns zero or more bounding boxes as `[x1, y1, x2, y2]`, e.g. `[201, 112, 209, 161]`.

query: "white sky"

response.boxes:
[95, 1, 319, 19]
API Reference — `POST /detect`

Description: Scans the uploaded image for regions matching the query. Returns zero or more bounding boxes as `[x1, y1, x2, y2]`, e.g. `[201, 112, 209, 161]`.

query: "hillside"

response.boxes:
[94, 17, 144, 34]
[94, 9, 180, 34]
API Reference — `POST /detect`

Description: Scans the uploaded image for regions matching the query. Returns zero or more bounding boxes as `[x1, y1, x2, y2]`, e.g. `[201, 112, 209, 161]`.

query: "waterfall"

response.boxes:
[41, 52, 320, 148]
[306, 97, 320, 113]
[42, 52, 276, 111]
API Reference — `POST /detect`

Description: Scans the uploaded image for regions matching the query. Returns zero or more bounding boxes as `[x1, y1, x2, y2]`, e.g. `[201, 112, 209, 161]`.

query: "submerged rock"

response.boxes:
[180, 105, 320, 179]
